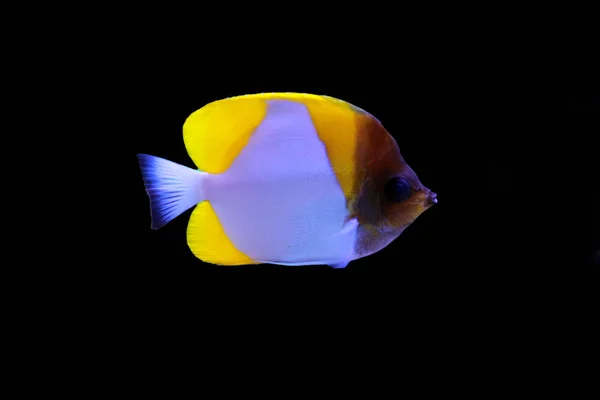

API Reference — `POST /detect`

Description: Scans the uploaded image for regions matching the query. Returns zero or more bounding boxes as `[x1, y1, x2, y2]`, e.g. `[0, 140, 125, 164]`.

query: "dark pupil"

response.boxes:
[384, 177, 412, 203]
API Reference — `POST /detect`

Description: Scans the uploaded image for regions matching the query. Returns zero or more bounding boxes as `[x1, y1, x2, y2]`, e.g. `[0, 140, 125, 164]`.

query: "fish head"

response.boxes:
[381, 164, 437, 231]
[350, 112, 437, 258]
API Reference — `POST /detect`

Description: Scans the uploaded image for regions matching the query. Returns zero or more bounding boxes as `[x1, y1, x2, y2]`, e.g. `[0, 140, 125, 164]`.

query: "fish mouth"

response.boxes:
[424, 191, 438, 208]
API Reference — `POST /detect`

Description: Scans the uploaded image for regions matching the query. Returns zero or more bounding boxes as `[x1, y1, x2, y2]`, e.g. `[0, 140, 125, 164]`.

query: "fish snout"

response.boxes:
[424, 191, 438, 208]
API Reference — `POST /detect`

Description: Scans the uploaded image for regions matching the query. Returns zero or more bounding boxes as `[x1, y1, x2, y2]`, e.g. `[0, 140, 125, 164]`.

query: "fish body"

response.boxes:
[138, 93, 437, 268]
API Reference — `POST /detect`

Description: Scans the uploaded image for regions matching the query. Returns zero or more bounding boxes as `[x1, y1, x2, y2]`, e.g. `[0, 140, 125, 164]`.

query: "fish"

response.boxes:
[138, 92, 437, 269]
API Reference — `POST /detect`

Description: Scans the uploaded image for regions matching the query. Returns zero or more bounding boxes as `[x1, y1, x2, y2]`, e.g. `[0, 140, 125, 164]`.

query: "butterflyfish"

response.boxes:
[138, 93, 437, 269]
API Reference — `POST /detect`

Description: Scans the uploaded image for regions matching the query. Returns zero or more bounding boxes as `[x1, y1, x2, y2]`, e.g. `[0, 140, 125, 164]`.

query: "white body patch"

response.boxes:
[206, 100, 356, 265]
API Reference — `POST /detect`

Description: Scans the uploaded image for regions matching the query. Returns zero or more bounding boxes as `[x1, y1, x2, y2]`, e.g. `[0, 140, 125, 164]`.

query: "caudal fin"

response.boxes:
[137, 154, 207, 229]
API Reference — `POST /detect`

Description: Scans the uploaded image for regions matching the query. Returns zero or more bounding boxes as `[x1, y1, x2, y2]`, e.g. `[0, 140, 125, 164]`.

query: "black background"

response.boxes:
[569, 95, 600, 270]
[9, 10, 600, 392]
[18, 21, 600, 391]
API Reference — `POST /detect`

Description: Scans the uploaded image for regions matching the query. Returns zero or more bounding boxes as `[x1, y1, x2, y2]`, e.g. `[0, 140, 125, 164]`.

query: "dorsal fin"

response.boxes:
[183, 93, 369, 198]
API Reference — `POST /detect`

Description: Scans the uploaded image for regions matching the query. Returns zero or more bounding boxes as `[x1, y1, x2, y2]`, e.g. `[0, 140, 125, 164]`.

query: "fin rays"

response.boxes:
[138, 154, 207, 229]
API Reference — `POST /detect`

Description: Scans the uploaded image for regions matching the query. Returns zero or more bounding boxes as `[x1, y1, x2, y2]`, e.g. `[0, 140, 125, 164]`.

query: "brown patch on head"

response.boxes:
[351, 112, 436, 233]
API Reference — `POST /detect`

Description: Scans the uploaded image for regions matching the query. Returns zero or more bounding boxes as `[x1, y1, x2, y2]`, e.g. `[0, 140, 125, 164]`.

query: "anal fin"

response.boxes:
[187, 201, 258, 266]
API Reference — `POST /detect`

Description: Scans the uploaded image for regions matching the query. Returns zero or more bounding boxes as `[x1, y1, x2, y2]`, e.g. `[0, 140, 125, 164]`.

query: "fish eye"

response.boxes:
[384, 177, 412, 203]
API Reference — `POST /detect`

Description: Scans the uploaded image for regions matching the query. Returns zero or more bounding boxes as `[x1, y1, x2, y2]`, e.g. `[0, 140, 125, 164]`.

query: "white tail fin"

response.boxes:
[137, 154, 207, 229]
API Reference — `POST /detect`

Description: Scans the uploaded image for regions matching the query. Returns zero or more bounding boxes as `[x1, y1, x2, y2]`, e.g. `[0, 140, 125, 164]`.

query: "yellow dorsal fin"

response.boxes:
[182, 93, 362, 199]
[183, 93, 335, 173]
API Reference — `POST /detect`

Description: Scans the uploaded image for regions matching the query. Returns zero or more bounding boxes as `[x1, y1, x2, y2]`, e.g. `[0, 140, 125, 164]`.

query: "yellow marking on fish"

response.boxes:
[187, 201, 257, 265]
